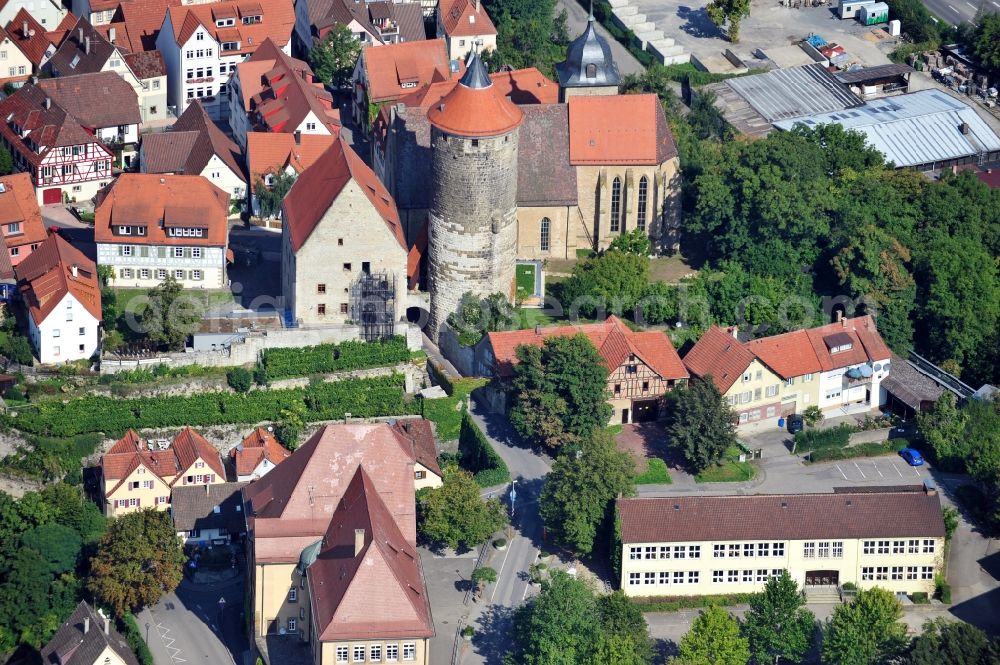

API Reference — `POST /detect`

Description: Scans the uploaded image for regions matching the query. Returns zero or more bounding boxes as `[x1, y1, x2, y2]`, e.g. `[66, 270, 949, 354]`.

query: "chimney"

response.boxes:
[842, 316, 848, 328]
[78, 27, 84, 43]
[44, 96, 51, 109]
[354, 528, 365, 557]
[835, 310, 843, 322]
[85, 36, 90, 54]
[109, 27, 116, 43]
[960, 122, 970, 135]
[104, 616, 109, 635]
[727, 325, 738, 339]
[84, 617, 90, 634]
[294, 129, 301, 145]
[71, 264, 78, 277]
[22, 20, 28, 37]
[475, 0, 480, 11]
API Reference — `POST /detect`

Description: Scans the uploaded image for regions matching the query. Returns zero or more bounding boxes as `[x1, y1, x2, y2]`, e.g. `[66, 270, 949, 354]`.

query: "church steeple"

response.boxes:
[555, 5, 622, 101]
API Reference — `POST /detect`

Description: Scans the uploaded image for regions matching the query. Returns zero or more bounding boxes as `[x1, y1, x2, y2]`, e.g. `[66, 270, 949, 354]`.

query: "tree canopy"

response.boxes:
[481, 0, 569, 79]
[418, 466, 508, 551]
[742, 570, 816, 665]
[310, 23, 362, 89]
[539, 430, 635, 557]
[675, 606, 750, 665]
[908, 618, 997, 665]
[135, 277, 201, 350]
[821, 587, 907, 665]
[0, 144, 13, 176]
[447, 291, 517, 346]
[255, 171, 297, 219]
[87, 509, 185, 617]
[665, 378, 738, 472]
[705, 0, 750, 42]
[509, 334, 612, 450]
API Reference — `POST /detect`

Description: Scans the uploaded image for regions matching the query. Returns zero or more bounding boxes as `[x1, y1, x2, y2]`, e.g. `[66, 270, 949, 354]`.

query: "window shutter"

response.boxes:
[117, 245, 122, 256]
[158, 247, 166, 258]
[136, 498, 141, 507]
[185, 248, 192, 258]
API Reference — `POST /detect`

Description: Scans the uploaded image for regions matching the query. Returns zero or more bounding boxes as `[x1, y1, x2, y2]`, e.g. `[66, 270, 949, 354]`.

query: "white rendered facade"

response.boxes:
[27, 292, 100, 364]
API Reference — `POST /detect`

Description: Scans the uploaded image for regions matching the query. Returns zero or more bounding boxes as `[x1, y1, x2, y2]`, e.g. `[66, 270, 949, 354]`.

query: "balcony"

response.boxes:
[186, 76, 216, 84]
[377, 20, 399, 38]
[843, 366, 874, 387]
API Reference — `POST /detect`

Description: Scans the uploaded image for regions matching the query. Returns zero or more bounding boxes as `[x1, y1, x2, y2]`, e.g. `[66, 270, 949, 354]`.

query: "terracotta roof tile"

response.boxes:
[439, 0, 496, 38]
[45, 16, 117, 76]
[745, 329, 820, 379]
[123, 49, 165, 78]
[426, 54, 523, 138]
[361, 38, 454, 104]
[308, 467, 434, 641]
[804, 315, 891, 370]
[282, 137, 405, 253]
[619, 488, 946, 544]
[243, 423, 419, 562]
[101, 427, 225, 490]
[246, 131, 336, 193]
[390, 419, 440, 477]
[0, 173, 49, 254]
[171, 426, 226, 481]
[487, 315, 687, 380]
[681, 325, 756, 393]
[93, 174, 230, 247]
[5, 9, 55, 66]
[167, 0, 294, 56]
[568, 93, 677, 165]
[230, 426, 289, 476]
[163, 100, 245, 181]
[115, 0, 180, 51]
[15, 234, 102, 324]
[38, 71, 140, 127]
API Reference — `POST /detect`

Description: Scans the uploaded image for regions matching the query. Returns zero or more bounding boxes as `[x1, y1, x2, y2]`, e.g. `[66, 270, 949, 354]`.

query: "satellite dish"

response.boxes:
[859, 365, 873, 378]
[873, 363, 882, 372]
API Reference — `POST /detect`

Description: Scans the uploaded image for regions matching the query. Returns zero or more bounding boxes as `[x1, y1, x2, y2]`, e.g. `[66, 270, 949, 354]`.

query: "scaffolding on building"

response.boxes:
[350, 271, 396, 342]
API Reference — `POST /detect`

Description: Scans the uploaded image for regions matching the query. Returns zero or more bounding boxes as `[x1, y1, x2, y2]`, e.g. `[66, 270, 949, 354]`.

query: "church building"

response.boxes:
[373, 10, 681, 264]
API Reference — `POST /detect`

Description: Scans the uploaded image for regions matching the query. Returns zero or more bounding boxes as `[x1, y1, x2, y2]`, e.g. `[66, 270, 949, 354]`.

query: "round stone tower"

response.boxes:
[426, 53, 525, 340]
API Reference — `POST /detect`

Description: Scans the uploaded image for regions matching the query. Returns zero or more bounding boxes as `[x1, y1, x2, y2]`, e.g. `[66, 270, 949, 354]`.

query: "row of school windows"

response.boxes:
[862, 566, 935, 581]
[334, 642, 417, 662]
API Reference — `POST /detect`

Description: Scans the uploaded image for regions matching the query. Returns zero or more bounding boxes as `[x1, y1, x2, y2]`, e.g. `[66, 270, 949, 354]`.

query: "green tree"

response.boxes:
[135, 277, 201, 350]
[595, 591, 653, 665]
[705, 0, 750, 42]
[821, 587, 907, 665]
[447, 291, 517, 346]
[539, 431, 635, 557]
[481, 0, 568, 79]
[665, 378, 738, 472]
[609, 229, 652, 256]
[909, 618, 993, 665]
[0, 144, 13, 175]
[1, 333, 34, 366]
[87, 509, 184, 617]
[559, 250, 650, 319]
[973, 13, 1000, 74]
[275, 398, 307, 449]
[255, 172, 296, 219]
[418, 466, 507, 551]
[742, 570, 816, 665]
[20, 524, 82, 576]
[675, 606, 750, 665]
[917, 393, 971, 471]
[509, 334, 612, 450]
[226, 367, 253, 393]
[636, 281, 678, 326]
[309, 23, 362, 89]
[509, 571, 602, 665]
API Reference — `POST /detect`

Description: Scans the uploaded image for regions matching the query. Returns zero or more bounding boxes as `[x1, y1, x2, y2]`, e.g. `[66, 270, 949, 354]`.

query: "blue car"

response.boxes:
[900, 448, 924, 466]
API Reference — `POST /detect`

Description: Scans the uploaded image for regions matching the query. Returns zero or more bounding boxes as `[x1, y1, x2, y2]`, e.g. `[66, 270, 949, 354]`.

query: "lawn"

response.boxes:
[635, 458, 672, 485]
[516, 263, 536, 298]
[421, 377, 487, 442]
[695, 461, 757, 483]
[113, 287, 236, 315]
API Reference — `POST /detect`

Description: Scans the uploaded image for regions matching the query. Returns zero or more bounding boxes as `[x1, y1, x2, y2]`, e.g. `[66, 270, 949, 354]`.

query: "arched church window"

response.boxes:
[637, 176, 648, 231]
[610, 177, 622, 232]
[540, 217, 551, 252]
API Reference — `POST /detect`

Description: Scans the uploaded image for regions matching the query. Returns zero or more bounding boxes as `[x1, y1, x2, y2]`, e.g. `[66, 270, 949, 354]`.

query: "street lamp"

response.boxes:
[145, 622, 150, 644]
[509, 480, 516, 518]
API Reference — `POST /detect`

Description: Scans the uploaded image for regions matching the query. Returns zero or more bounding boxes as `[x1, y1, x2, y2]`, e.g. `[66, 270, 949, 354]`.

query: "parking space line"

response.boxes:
[873, 462, 883, 478]
[914, 465, 923, 477]
[490, 536, 513, 603]
[835, 464, 848, 480]
[893, 463, 903, 478]
[854, 462, 866, 479]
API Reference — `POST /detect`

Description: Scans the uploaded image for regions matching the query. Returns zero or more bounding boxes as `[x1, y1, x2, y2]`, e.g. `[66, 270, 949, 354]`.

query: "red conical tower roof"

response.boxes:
[426, 52, 524, 137]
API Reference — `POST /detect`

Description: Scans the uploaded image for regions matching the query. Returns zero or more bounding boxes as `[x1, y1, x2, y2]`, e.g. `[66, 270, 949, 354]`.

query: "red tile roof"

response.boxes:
[102, 427, 225, 485]
[803, 315, 891, 371]
[681, 325, 756, 393]
[38, 71, 140, 128]
[619, 488, 945, 544]
[0, 173, 49, 254]
[308, 467, 434, 641]
[439, 0, 496, 38]
[141, 101, 245, 182]
[116, 0, 179, 52]
[568, 93, 677, 165]
[487, 315, 688, 380]
[396, 67, 557, 109]
[170, 426, 226, 482]
[745, 329, 819, 380]
[123, 49, 166, 79]
[15, 233, 101, 325]
[361, 38, 455, 104]
[243, 422, 420, 562]
[5, 9, 54, 66]
[282, 137, 405, 253]
[230, 426, 289, 477]
[93, 174, 230, 247]
[390, 419, 440, 478]
[426, 55, 524, 138]
[246, 131, 336, 193]
[167, 0, 294, 55]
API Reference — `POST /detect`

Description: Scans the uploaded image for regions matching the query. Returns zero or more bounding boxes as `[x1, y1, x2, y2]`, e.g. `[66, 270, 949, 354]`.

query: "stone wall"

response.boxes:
[101, 323, 423, 374]
[428, 127, 520, 339]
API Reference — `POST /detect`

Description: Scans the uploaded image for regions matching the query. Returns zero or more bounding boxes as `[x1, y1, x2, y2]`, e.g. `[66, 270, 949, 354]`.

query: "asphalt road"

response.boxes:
[137, 575, 249, 665]
[922, 0, 993, 26]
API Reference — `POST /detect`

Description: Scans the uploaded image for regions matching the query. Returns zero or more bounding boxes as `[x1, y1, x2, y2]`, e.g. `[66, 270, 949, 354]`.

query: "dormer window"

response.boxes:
[221, 41, 239, 51]
[215, 18, 234, 27]
[118, 225, 131, 235]
[242, 14, 261, 24]
[400, 81, 417, 89]
[823, 332, 854, 355]
[830, 343, 853, 354]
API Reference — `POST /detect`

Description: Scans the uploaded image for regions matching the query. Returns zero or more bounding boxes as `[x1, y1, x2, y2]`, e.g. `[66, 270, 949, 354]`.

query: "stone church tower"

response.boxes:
[426, 53, 525, 340]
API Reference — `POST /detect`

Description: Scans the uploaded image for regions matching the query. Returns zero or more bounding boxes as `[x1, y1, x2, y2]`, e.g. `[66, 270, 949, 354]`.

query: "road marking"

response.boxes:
[966, 1, 976, 7]
[994, 2, 1000, 9]
[873, 461, 883, 478]
[155, 622, 187, 663]
[853, 462, 866, 479]
[490, 537, 513, 603]
[948, 4, 960, 12]
[893, 463, 904, 478]
[914, 465, 923, 477]
[835, 464, 848, 480]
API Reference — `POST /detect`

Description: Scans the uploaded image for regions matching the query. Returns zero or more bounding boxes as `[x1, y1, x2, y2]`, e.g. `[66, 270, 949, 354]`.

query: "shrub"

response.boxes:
[119, 612, 154, 665]
[226, 367, 252, 393]
[472, 566, 498, 584]
[635, 458, 672, 485]
[793, 423, 854, 452]
[935, 575, 952, 603]
[629, 593, 755, 612]
[802, 405, 823, 427]
[841, 582, 857, 591]
[494, 538, 508, 548]
[911, 592, 929, 604]
[806, 440, 906, 463]
[258, 336, 410, 380]
[458, 412, 511, 487]
[461, 626, 475, 638]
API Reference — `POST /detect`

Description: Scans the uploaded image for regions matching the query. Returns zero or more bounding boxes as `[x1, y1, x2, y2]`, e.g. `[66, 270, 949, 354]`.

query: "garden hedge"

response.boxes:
[793, 423, 854, 452]
[458, 411, 510, 487]
[258, 336, 410, 380]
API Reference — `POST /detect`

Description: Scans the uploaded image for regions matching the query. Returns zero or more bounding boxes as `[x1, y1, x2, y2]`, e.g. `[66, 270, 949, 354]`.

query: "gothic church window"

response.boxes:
[637, 176, 648, 231]
[540, 217, 550, 252]
[610, 177, 622, 232]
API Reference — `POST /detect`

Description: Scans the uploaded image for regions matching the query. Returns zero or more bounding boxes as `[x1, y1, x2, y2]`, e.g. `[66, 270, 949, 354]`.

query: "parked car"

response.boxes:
[899, 448, 925, 466]
[787, 414, 804, 434]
